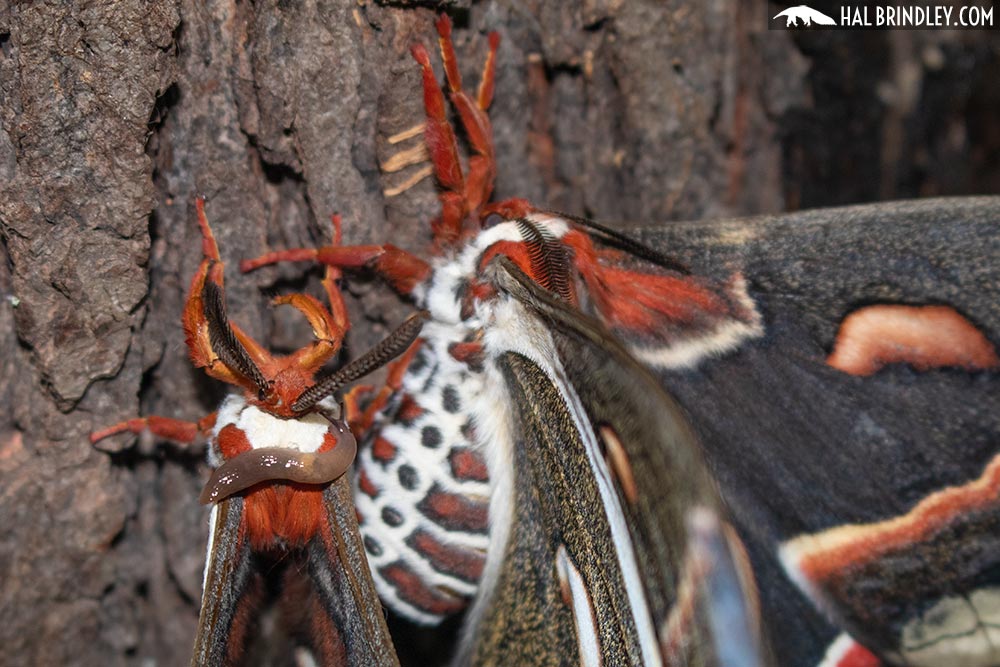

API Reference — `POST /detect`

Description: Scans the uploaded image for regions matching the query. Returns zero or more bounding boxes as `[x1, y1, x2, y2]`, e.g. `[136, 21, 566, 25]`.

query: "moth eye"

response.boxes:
[259, 387, 280, 406]
[482, 212, 505, 229]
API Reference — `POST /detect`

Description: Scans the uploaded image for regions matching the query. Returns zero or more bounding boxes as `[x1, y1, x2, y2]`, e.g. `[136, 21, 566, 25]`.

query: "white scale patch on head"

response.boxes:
[422, 218, 571, 323]
[523, 211, 571, 233]
[211, 394, 330, 456]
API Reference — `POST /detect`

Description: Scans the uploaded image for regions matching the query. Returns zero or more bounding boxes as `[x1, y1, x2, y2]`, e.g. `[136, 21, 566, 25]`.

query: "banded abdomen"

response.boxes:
[354, 316, 493, 624]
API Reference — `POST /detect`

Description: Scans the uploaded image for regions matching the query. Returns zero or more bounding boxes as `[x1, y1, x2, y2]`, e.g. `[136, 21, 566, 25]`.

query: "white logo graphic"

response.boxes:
[773, 5, 838, 26]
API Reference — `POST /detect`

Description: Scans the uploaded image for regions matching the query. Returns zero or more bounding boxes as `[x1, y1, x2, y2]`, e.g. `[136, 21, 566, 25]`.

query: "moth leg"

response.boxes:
[433, 14, 500, 218]
[264, 216, 352, 375]
[344, 340, 422, 434]
[274, 292, 345, 375]
[90, 413, 217, 447]
[342, 384, 374, 428]
[241, 242, 432, 297]
[411, 31, 465, 245]
[182, 198, 268, 386]
[182, 198, 228, 376]
[319, 214, 351, 334]
[410, 16, 500, 245]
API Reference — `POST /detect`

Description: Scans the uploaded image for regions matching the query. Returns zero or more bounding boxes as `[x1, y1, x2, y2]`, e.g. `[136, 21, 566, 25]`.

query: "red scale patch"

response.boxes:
[372, 436, 398, 463]
[397, 393, 425, 423]
[448, 341, 485, 367]
[243, 483, 326, 550]
[357, 469, 379, 498]
[448, 447, 489, 482]
[418, 484, 489, 534]
[214, 423, 327, 549]
[819, 636, 883, 667]
[837, 643, 882, 667]
[379, 562, 467, 617]
[406, 528, 486, 583]
[217, 423, 253, 459]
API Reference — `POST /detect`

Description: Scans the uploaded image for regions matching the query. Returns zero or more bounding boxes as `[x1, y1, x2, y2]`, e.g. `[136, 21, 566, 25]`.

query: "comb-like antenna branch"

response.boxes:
[547, 210, 692, 275]
[515, 218, 574, 303]
[203, 277, 269, 395]
[294, 311, 429, 413]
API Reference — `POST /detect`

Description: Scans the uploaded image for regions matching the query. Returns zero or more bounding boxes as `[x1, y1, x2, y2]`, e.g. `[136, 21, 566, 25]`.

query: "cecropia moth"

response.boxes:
[241, 15, 1000, 667]
[91, 199, 420, 666]
[242, 14, 761, 665]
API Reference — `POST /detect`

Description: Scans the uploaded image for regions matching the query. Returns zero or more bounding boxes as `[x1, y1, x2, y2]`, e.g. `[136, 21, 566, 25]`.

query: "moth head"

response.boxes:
[184, 198, 346, 419]
[198, 276, 352, 418]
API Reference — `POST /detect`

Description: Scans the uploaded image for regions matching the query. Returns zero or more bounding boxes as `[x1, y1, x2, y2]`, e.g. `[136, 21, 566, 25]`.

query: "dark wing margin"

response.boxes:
[466, 257, 770, 666]
[633, 196, 1000, 665]
[306, 476, 400, 667]
[190, 497, 257, 667]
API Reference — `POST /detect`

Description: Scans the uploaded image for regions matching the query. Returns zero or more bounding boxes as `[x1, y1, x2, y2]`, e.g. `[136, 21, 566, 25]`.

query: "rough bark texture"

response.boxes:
[0, 0, 995, 665]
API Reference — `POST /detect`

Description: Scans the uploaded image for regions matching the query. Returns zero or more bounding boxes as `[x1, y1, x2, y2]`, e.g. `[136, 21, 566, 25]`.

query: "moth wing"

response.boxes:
[458, 257, 770, 666]
[632, 197, 1000, 665]
[191, 497, 257, 667]
[305, 476, 400, 667]
[191, 480, 397, 667]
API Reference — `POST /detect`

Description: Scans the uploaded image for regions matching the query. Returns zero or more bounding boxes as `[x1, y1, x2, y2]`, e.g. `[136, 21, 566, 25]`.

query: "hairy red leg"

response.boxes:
[476, 32, 500, 112]
[432, 16, 500, 216]
[410, 16, 502, 244]
[321, 214, 350, 334]
[434, 14, 464, 99]
[343, 384, 374, 430]
[182, 199, 262, 389]
[343, 341, 423, 434]
[242, 243, 432, 296]
[239, 215, 351, 333]
[412, 39, 466, 245]
[270, 215, 354, 374]
[275, 292, 345, 374]
[183, 199, 227, 374]
[90, 413, 218, 446]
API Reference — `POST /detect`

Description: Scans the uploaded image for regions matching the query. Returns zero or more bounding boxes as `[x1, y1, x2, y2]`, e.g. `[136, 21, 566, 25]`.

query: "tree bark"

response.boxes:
[0, 0, 995, 665]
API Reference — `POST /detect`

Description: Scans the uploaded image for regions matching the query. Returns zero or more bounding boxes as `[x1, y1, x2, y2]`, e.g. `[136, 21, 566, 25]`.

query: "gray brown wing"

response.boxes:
[461, 258, 769, 666]
[632, 196, 1000, 665]
[191, 497, 258, 667]
[306, 476, 400, 667]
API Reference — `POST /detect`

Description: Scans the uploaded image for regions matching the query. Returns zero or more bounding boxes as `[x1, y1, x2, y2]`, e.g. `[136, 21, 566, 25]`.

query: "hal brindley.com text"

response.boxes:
[841, 4, 994, 27]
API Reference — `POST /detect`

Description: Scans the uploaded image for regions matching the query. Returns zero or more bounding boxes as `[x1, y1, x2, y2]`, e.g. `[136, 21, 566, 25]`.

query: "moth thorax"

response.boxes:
[211, 394, 333, 464]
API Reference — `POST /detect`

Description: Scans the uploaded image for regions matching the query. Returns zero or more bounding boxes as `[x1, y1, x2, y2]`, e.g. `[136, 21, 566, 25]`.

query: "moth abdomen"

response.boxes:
[354, 319, 491, 624]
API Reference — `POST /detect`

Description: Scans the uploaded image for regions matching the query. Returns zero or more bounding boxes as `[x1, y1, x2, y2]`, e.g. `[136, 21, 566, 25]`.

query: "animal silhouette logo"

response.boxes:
[773, 5, 838, 26]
